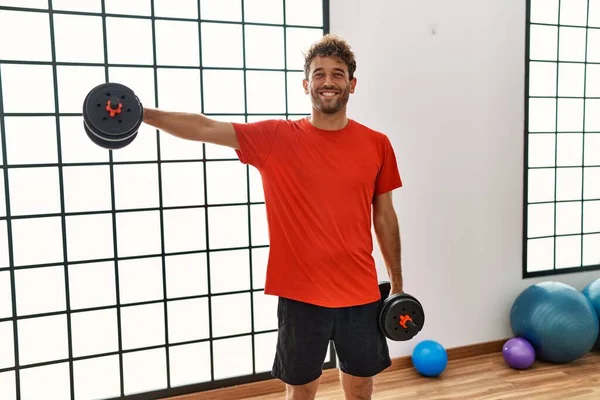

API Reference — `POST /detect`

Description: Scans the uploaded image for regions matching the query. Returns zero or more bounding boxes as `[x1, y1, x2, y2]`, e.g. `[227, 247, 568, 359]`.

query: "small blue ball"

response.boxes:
[411, 340, 448, 377]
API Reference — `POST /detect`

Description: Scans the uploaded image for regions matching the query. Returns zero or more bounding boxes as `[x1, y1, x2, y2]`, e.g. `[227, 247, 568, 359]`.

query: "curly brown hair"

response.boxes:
[303, 34, 357, 80]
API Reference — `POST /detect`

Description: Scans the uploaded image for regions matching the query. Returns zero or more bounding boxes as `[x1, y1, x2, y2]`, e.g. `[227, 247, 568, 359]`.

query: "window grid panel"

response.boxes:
[580, 9, 591, 269]
[0, 4, 322, 29]
[0, 49, 21, 400]
[98, 0, 126, 397]
[0, 329, 278, 375]
[0, 203, 268, 222]
[48, 7, 76, 397]
[525, 0, 600, 277]
[0, 245, 270, 274]
[0, 288, 271, 325]
[197, 1, 215, 385]
[0, 60, 307, 74]
[0, 0, 334, 398]
[239, 3, 257, 376]
[149, 0, 172, 392]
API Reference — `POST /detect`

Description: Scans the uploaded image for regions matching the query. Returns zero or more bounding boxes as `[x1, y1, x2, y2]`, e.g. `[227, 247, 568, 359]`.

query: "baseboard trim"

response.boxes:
[163, 338, 507, 400]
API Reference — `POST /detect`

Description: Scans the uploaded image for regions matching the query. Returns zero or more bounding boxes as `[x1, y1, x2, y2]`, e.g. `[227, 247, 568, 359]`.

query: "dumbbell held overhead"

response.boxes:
[378, 281, 425, 341]
[82, 82, 144, 150]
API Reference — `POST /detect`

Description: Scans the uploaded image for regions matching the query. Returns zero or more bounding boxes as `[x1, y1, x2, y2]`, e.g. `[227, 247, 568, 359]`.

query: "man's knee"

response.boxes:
[340, 372, 373, 400]
[285, 376, 321, 400]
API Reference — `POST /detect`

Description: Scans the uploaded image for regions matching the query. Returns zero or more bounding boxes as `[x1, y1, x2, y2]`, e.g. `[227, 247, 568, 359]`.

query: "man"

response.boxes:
[143, 34, 403, 400]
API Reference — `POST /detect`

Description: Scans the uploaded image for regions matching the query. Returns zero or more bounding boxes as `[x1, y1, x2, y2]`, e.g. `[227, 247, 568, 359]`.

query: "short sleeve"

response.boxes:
[232, 119, 281, 169]
[374, 136, 402, 196]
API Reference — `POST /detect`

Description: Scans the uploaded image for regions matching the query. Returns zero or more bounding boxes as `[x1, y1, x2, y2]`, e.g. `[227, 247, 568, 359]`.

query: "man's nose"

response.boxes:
[324, 75, 335, 86]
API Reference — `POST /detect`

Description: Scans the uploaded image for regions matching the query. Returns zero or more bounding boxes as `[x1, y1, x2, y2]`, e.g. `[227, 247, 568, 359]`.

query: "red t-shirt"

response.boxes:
[232, 117, 402, 308]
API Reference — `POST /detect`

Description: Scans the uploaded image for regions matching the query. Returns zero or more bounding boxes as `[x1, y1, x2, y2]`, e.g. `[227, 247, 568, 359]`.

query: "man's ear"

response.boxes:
[349, 77, 357, 94]
[303, 78, 309, 94]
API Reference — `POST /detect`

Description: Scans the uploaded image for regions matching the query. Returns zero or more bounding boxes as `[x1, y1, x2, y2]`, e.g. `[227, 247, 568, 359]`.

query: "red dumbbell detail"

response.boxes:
[106, 99, 123, 117]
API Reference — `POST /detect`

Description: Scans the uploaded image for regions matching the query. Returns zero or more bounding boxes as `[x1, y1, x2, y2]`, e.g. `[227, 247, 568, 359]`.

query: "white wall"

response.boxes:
[329, 0, 600, 358]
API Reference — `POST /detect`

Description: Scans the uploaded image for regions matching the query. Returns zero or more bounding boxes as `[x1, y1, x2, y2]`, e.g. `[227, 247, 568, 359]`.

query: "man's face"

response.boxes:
[303, 56, 356, 114]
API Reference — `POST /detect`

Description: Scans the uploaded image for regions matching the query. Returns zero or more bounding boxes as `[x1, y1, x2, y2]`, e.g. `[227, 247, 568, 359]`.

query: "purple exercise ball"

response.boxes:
[502, 337, 536, 369]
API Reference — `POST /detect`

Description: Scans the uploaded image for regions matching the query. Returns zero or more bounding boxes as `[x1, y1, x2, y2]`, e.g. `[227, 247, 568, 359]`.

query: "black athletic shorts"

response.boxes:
[271, 296, 392, 385]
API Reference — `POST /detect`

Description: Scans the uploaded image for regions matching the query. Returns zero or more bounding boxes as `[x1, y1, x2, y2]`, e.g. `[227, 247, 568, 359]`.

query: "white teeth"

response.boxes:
[321, 92, 337, 97]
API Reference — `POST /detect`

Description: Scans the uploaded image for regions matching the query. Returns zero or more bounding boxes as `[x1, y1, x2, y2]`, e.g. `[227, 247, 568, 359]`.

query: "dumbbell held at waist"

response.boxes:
[378, 281, 425, 341]
[82, 82, 144, 150]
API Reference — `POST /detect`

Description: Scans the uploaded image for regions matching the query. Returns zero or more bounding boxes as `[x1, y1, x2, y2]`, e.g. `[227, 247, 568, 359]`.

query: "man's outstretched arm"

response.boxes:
[143, 108, 239, 149]
[373, 191, 403, 294]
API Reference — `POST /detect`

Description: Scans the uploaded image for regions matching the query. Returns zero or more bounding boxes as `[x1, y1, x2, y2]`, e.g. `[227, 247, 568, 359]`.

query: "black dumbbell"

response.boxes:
[82, 82, 144, 150]
[378, 281, 425, 341]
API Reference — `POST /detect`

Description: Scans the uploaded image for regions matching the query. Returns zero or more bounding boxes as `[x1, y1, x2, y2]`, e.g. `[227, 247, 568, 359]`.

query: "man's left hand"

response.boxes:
[390, 285, 403, 296]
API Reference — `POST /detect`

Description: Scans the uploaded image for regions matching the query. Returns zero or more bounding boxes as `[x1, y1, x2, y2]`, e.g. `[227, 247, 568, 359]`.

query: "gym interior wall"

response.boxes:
[0, 0, 332, 399]
[328, 0, 600, 360]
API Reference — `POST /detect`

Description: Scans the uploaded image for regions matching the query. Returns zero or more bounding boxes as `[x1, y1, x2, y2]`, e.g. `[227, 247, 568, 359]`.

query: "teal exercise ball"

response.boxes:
[510, 281, 599, 363]
[582, 277, 600, 350]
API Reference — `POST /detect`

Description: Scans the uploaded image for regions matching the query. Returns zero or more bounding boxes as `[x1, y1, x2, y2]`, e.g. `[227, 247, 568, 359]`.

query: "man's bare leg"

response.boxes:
[339, 371, 373, 400]
[285, 376, 321, 400]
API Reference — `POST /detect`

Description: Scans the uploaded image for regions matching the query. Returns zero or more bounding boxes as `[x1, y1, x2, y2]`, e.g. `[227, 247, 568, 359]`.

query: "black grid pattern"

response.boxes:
[524, 0, 600, 278]
[0, 0, 334, 399]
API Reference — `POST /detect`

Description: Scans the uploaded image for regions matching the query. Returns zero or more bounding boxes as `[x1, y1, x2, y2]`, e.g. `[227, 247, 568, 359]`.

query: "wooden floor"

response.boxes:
[249, 352, 600, 400]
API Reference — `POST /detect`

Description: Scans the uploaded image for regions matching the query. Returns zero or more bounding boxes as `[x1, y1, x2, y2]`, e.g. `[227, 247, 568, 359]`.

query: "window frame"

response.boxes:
[523, 0, 600, 278]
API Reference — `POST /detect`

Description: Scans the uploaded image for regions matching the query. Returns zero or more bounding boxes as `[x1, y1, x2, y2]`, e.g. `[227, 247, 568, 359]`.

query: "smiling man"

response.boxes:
[142, 34, 404, 400]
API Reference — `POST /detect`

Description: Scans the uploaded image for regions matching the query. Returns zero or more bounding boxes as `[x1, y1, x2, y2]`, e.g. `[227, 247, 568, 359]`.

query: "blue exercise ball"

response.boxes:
[510, 281, 599, 363]
[582, 277, 600, 350]
[411, 340, 447, 377]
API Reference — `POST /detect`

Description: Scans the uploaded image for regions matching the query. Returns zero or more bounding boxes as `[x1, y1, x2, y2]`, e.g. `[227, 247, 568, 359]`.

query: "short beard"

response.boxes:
[310, 85, 350, 114]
